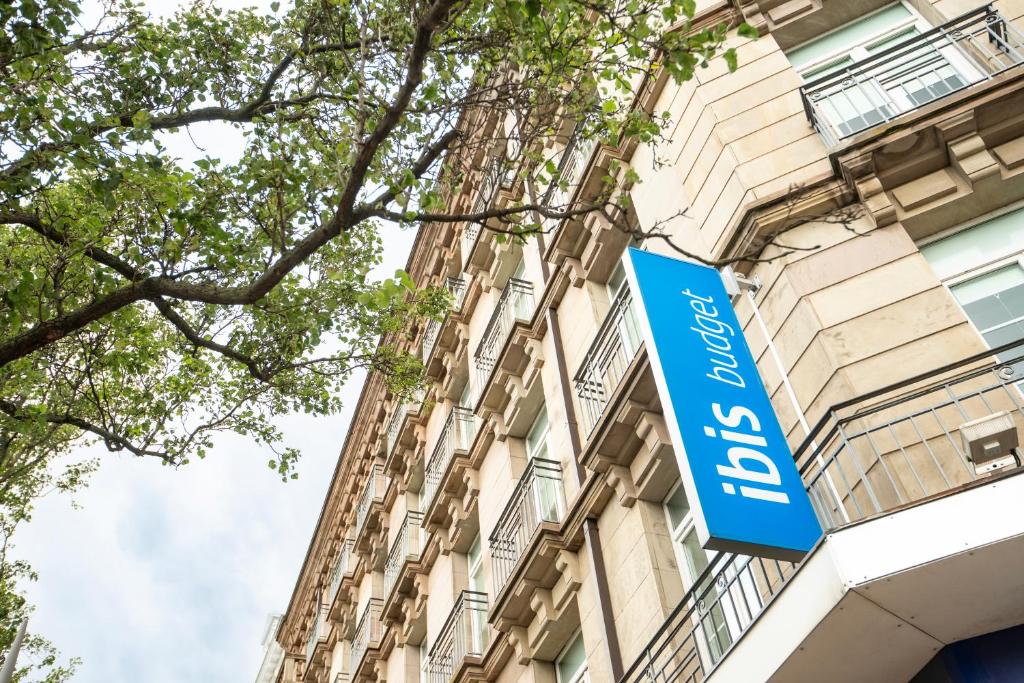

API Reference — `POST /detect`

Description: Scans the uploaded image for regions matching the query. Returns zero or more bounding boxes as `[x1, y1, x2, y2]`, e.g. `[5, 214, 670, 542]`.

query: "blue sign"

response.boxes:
[622, 248, 821, 561]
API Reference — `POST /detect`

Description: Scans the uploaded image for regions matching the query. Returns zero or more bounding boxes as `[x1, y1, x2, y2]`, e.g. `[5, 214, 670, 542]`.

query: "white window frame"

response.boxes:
[555, 630, 589, 683]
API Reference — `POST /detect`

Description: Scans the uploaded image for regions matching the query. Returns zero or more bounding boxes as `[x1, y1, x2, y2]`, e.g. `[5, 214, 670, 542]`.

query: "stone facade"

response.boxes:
[273, 2, 1024, 682]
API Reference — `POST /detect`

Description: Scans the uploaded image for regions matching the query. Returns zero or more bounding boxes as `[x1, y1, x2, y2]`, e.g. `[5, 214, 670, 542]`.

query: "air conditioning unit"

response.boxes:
[959, 411, 1021, 475]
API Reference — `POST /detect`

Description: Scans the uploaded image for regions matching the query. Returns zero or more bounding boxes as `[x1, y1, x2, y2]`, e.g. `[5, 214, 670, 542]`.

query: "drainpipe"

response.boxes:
[528, 176, 624, 679]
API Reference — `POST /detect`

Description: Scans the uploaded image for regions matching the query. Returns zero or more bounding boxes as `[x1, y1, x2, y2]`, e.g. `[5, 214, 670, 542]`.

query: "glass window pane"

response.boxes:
[786, 3, 913, 70]
[681, 528, 711, 580]
[664, 485, 691, 530]
[921, 207, 1024, 279]
[556, 634, 586, 682]
[526, 408, 550, 460]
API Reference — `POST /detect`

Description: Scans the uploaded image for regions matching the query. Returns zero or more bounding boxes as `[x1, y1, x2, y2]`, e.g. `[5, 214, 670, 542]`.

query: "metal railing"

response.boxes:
[327, 538, 355, 606]
[800, 4, 1024, 146]
[350, 598, 384, 675]
[574, 285, 643, 435]
[384, 510, 424, 600]
[473, 278, 535, 391]
[385, 402, 411, 460]
[355, 464, 386, 537]
[489, 458, 567, 593]
[422, 277, 469, 363]
[426, 590, 490, 683]
[543, 125, 597, 232]
[622, 340, 1024, 683]
[462, 224, 481, 268]
[305, 594, 330, 666]
[796, 343, 1024, 530]
[422, 407, 477, 514]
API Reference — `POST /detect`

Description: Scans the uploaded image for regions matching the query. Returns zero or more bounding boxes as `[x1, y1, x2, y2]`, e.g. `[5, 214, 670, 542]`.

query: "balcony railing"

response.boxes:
[385, 402, 411, 460]
[422, 277, 469, 362]
[800, 4, 1024, 147]
[543, 125, 597, 232]
[461, 225, 481, 268]
[384, 510, 424, 600]
[473, 278, 535, 391]
[426, 590, 490, 683]
[327, 538, 355, 606]
[422, 406, 477, 514]
[489, 458, 567, 593]
[355, 464, 386, 537]
[350, 598, 384, 675]
[574, 285, 642, 435]
[305, 596, 329, 666]
[622, 341, 1024, 683]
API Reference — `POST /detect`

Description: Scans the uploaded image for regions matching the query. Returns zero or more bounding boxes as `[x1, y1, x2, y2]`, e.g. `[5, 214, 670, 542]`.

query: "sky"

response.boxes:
[13, 1, 416, 681]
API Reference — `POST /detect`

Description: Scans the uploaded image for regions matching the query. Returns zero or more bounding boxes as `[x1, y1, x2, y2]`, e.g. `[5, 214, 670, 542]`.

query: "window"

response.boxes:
[556, 632, 588, 683]
[788, 2, 980, 141]
[663, 483, 763, 664]
[419, 642, 429, 683]
[467, 534, 488, 653]
[922, 209, 1024, 375]
[526, 408, 563, 522]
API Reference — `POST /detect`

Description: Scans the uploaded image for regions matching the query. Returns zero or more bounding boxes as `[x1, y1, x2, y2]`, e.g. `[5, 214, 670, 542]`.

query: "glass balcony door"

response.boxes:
[467, 536, 488, 655]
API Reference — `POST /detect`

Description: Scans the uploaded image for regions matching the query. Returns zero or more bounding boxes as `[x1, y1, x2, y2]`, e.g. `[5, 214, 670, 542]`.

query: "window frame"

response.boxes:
[555, 630, 589, 683]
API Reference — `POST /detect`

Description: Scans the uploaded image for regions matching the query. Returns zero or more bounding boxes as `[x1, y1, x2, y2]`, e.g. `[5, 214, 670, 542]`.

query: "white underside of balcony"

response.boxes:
[710, 469, 1024, 683]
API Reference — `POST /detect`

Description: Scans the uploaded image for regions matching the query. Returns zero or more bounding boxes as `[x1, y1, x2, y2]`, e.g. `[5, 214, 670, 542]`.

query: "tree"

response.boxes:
[0, 0, 753, 481]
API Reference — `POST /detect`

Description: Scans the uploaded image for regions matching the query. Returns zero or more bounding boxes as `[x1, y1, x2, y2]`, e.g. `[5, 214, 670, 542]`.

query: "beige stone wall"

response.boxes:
[281, 2, 1024, 681]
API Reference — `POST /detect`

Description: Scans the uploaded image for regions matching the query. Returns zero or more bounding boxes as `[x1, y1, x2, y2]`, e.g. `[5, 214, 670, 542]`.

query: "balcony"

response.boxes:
[304, 597, 330, 678]
[623, 342, 1024, 683]
[327, 538, 356, 612]
[422, 406, 477, 529]
[350, 598, 384, 679]
[573, 285, 643, 436]
[384, 510, 424, 604]
[354, 465, 387, 557]
[800, 5, 1024, 147]
[422, 277, 469, 369]
[426, 590, 490, 683]
[543, 126, 597, 235]
[473, 278, 535, 394]
[489, 458, 567, 594]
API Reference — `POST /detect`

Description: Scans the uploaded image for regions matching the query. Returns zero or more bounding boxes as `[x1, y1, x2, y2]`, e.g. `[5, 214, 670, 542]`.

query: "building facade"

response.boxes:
[271, 1, 1024, 681]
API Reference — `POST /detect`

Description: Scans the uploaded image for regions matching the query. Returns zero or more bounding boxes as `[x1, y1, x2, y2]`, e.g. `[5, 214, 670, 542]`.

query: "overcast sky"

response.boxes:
[13, 2, 415, 681]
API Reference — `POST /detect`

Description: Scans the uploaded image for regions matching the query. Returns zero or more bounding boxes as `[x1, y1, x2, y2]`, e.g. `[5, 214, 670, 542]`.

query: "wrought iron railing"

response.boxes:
[327, 538, 355, 606]
[350, 598, 384, 675]
[462, 224, 481, 268]
[305, 594, 330, 666]
[427, 590, 490, 683]
[422, 407, 477, 514]
[800, 4, 1024, 146]
[489, 458, 567, 593]
[621, 340, 1024, 683]
[473, 278, 535, 391]
[574, 285, 642, 435]
[355, 464, 386, 538]
[384, 510, 424, 600]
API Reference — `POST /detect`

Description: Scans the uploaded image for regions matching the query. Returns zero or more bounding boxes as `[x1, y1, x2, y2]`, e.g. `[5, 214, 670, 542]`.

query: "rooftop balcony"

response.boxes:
[350, 598, 384, 681]
[622, 342, 1024, 683]
[800, 5, 1024, 147]
[573, 285, 642, 436]
[473, 278, 535, 396]
[426, 590, 490, 683]
[383, 510, 423, 607]
[422, 406, 477, 530]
